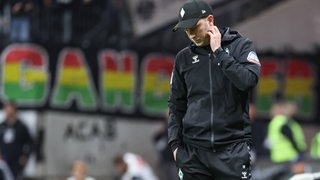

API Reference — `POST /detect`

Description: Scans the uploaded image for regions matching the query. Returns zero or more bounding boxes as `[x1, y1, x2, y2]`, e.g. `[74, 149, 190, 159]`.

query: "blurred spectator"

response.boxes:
[263, 101, 307, 179]
[0, 0, 5, 35]
[0, 101, 33, 180]
[267, 101, 306, 163]
[38, 0, 55, 42]
[56, 0, 75, 43]
[9, 0, 34, 42]
[153, 111, 178, 180]
[289, 171, 320, 180]
[113, 152, 158, 180]
[66, 160, 96, 180]
[310, 131, 320, 159]
[72, 0, 104, 43]
[136, 0, 155, 21]
[81, 0, 124, 48]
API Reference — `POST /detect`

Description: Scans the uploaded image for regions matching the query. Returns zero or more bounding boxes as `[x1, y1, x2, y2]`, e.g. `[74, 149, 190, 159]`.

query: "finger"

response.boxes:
[213, 26, 221, 35]
[211, 26, 219, 34]
[207, 30, 214, 37]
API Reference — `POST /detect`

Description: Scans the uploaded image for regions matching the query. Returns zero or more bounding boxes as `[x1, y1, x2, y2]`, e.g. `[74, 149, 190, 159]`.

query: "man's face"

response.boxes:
[4, 103, 16, 121]
[184, 17, 211, 47]
[72, 161, 87, 180]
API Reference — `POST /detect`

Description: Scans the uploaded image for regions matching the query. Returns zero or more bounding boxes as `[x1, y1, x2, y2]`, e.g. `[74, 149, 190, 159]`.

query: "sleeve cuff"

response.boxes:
[214, 47, 227, 66]
[213, 47, 224, 56]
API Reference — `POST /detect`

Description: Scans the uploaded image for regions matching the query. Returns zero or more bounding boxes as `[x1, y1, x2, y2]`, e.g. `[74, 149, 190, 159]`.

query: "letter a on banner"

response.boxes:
[51, 48, 97, 110]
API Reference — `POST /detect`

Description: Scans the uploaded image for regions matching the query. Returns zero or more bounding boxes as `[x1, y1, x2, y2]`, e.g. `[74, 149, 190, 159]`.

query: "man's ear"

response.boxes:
[207, 15, 214, 26]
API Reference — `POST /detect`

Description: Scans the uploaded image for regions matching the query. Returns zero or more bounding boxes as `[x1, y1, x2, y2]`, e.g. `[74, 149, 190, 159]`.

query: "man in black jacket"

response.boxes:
[0, 102, 33, 180]
[168, 0, 260, 179]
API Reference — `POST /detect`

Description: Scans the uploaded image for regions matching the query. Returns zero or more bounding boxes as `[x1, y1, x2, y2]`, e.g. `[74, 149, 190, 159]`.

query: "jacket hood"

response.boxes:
[220, 27, 241, 42]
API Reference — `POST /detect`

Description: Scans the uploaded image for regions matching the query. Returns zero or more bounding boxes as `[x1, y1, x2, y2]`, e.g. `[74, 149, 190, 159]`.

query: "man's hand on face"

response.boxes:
[207, 25, 221, 52]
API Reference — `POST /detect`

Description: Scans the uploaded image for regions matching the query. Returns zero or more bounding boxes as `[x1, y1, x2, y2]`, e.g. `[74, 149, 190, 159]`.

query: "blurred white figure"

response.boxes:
[66, 160, 96, 180]
[113, 152, 158, 180]
[289, 172, 320, 180]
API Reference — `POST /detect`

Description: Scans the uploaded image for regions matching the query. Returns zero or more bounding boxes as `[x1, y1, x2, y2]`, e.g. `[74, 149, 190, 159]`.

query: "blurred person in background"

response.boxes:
[81, 0, 123, 48]
[249, 102, 288, 180]
[56, 0, 75, 43]
[266, 101, 307, 179]
[38, 0, 55, 42]
[289, 171, 320, 180]
[153, 110, 178, 180]
[0, 0, 6, 37]
[113, 152, 158, 180]
[72, 0, 104, 43]
[66, 160, 96, 180]
[291, 129, 320, 180]
[0, 101, 33, 180]
[310, 131, 320, 159]
[267, 101, 306, 163]
[9, 0, 34, 42]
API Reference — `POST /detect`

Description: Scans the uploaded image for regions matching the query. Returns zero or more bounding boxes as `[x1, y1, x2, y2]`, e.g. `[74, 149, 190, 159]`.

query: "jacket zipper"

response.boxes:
[208, 53, 215, 152]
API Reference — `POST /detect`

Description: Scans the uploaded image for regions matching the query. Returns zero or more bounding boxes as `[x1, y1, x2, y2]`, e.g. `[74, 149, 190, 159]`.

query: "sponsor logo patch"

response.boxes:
[247, 51, 260, 66]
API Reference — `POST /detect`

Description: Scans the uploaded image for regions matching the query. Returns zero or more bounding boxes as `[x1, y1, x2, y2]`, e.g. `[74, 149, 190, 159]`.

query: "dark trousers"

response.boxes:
[7, 162, 23, 180]
[175, 141, 252, 180]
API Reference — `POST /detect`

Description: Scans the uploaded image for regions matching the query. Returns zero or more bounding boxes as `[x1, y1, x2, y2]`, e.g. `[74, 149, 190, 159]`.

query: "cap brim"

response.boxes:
[172, 18, 200, 32]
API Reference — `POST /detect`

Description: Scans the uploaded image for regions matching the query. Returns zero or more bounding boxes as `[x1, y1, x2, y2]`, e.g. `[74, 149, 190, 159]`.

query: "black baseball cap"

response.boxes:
[173, 0, 213, 32]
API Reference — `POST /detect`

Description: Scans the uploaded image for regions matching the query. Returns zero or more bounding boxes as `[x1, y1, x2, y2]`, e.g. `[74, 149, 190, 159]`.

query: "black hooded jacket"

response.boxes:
[168, 27, 260, 152]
